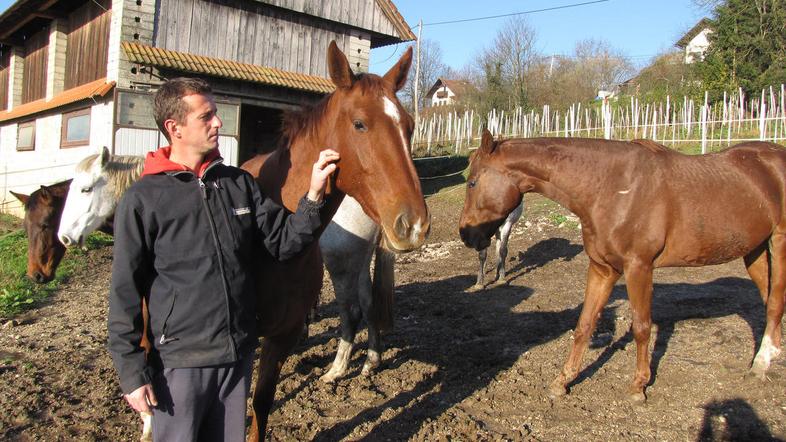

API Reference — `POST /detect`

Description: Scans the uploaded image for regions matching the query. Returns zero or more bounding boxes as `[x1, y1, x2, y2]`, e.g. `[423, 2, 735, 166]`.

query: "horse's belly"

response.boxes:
[657, 224, 770, 267]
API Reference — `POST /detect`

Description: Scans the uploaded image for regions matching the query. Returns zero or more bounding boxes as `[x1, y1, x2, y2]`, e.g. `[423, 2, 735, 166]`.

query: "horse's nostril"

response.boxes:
[34, 272, 45, 283]
[394, 213, 410, 239]
[59, 235, 70, 246]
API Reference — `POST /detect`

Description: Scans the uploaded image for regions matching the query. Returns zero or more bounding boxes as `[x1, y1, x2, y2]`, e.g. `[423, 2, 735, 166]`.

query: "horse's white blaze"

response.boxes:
[618, 189, 631, 194]
[754, 335, 781, 368]
[383, 96, 409, 155]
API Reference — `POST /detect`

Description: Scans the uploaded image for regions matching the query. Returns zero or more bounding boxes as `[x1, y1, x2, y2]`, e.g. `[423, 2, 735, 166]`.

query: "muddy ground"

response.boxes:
[1, 190, 785, 441]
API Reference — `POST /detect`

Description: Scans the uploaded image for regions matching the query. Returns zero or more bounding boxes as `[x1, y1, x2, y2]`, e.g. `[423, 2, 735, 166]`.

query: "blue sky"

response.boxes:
[369, 0, 711, 74]
[1, 0, 710, 74]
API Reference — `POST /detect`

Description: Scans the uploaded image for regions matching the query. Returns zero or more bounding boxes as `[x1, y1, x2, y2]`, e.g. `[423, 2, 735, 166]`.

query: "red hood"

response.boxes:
[141, 146, 221, 177]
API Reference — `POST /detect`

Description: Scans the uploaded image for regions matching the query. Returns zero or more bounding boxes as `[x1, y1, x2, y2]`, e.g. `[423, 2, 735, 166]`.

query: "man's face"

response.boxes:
[172, 93, 223, 154]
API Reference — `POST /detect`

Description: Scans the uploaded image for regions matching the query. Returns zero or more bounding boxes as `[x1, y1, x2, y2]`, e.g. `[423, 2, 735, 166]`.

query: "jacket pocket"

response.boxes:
[158, 291, 179, 346]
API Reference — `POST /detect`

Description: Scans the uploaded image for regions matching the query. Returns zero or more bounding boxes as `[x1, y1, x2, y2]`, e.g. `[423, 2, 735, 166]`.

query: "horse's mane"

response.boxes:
[76, 154, 144, 201]
[631, 139, 671, 153]
[278, 74, 378, 148]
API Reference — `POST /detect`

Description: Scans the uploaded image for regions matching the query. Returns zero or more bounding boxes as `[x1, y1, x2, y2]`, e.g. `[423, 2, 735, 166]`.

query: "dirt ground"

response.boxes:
[1, 190, 785, 441]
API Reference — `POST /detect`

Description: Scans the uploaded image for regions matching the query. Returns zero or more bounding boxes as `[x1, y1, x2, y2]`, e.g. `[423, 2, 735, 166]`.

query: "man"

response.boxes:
[107, 77, 338, 441]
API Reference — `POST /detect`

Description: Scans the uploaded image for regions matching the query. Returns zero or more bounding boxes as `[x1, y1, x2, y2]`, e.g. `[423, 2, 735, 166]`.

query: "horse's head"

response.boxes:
[11, 179, 72, 283]
[58, 147, 117, 247]
[318, 41, 430, 252]
[459, 130, 522, 251]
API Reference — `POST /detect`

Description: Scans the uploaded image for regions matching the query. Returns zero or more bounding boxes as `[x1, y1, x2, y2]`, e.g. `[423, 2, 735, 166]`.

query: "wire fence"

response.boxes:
[412, 84, 786, 157]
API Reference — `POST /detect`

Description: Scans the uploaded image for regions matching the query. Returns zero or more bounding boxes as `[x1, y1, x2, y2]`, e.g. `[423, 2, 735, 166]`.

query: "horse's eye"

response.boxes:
[468, 180, 476, 188]
[353, 120, 367, 132]
[81, 186, 93, 193]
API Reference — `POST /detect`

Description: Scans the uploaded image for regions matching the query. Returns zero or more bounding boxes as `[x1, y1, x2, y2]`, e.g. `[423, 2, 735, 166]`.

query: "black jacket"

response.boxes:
[108, 159, 322, 394]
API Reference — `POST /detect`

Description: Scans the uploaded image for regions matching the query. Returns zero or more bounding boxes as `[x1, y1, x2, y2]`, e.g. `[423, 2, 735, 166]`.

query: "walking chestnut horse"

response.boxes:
[459, 130, 786, 403]
[11, 179, 72, 283]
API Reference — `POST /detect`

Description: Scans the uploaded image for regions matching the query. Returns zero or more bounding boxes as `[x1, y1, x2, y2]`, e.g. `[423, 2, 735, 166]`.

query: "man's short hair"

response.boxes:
[153, 77, 213, 142]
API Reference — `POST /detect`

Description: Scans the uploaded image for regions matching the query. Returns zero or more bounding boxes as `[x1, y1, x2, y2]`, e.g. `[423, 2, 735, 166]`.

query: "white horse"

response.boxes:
[473, 200, 524, 288]
[57, 147, 144, 247]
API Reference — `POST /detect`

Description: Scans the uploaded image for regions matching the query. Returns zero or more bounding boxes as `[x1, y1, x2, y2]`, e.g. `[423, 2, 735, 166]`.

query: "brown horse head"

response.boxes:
[271, 41, 429, 252]
[11, 179, 72, 283]
[459, 130, 522, 251]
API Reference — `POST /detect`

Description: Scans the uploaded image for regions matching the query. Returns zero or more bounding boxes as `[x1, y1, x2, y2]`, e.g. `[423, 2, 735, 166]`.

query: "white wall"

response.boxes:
[430, 86, 456, 107]
[0, 101, 114, 217]
[684, 29, 712, 64]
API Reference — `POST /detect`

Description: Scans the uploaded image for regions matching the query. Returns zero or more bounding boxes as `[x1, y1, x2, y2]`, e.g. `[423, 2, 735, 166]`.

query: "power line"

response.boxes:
[413, 0, 611, 28]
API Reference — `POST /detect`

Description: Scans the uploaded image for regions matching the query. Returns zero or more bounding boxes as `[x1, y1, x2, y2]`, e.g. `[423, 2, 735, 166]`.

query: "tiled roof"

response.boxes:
[675, 18, 713, 48]
[122, 41, 335, 94]
[0, 78, 115, 123]
[375, 0, 416, 42]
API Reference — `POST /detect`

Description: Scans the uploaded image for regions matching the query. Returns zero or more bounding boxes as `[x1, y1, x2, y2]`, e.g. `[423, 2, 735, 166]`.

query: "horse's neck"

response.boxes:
[270, 138, 345, 227]
[506, 143, 596, 217]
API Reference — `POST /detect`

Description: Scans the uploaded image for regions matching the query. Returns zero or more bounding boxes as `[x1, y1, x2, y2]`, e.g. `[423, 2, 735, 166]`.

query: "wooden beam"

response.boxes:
[34, 10, 66, 20]
[0, 37, 25, 47]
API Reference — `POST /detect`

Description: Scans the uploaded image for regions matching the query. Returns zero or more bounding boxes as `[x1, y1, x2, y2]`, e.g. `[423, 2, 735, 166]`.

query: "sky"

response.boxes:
[368, 0, 711, 75]
[0, 0, 711, 74]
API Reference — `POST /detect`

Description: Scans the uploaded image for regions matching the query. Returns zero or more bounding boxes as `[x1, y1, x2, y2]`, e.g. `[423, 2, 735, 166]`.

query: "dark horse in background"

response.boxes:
[11, 180, 72, 283]
[460, 130, 786, 403]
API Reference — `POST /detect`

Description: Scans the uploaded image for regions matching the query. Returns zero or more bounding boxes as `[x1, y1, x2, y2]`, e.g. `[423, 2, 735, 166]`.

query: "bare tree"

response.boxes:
[402, 39, 447, 112]
[480, 17, 539, 107]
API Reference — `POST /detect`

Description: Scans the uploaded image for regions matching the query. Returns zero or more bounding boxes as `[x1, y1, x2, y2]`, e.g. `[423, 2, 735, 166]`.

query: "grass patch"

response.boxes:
[0, 219, 113, 318]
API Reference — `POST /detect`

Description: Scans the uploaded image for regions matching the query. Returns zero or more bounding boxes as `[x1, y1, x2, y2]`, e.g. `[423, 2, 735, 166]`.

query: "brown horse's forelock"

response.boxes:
[279, 74, 384, 149]
[76, 154, 145, 201]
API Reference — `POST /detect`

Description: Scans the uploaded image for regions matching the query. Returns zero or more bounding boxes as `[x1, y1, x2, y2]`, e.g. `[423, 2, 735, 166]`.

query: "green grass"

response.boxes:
[0, 217, 113, 318]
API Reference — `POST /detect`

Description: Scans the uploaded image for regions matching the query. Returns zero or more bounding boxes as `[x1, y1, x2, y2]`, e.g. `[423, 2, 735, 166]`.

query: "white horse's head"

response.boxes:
[58, 147, 128, 247]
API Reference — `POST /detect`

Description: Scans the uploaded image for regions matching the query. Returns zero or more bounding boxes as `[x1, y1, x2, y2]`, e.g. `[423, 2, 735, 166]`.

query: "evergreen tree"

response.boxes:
[700, 0, 786, 96]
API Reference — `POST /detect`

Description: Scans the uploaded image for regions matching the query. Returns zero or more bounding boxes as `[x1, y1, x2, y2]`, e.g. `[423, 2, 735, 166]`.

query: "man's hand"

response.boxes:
[307, 149, 340, 202]
[124, 383, 158, 414]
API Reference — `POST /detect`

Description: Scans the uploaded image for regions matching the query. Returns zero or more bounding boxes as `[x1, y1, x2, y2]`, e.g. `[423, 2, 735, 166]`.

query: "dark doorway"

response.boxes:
[239, 104, 284, 165]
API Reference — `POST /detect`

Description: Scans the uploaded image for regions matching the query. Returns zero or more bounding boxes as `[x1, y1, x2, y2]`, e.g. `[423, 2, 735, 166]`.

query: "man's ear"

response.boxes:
[164, 119, 180, 139]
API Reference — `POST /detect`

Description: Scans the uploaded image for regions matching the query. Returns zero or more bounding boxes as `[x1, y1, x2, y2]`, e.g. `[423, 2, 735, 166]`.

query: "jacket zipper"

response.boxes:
[197, 174, 239, 359]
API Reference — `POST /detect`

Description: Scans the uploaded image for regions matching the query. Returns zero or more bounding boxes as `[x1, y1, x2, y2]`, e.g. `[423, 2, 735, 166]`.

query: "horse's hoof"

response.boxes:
[749, 359, 769, 380]
[630, 391, 647, 405]
[548, 380, 567, 398]
[320, 371, 342, 383]
[361, 362, 380, 376]
[466, 284, 484, 293]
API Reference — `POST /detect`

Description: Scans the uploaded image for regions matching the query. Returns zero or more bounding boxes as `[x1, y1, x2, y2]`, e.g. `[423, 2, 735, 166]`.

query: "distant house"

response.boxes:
[676, 18, 713, 64]
[0, 0, 414, 216]
[426, 78, 476, 107]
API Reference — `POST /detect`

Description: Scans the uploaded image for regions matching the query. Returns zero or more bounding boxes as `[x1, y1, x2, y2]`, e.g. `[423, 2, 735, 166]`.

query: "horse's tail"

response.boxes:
[370, 234, 396, 332]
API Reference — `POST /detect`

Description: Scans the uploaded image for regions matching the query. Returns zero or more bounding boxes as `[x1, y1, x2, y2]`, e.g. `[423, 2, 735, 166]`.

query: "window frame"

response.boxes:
[60, 107, 92, 148]
[16, 120, 36, 151]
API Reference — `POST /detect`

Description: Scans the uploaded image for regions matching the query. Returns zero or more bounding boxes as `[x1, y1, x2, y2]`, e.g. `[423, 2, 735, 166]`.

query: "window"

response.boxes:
[61, 108, 91, 148]
[17, 121, 36, 151]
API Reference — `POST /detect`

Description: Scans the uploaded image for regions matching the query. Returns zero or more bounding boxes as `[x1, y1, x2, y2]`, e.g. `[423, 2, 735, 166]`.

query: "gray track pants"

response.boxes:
[151, 352, 254, 442]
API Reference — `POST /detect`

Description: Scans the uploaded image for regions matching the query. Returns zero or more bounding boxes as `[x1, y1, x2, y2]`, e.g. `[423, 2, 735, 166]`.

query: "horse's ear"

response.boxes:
[38, 185, 53, 202]
[100, 146, 110, 168]
[479, 129, 497, 155]
[10, 190, 29, 205]
[383, 46, 413, 92]
[327, 40, 355, 89]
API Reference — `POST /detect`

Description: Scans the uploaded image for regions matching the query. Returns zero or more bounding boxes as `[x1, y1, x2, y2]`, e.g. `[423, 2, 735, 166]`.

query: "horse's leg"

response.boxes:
[475, 248, 488, 288]
[494, 220, 514, 283]
[751, 234, 785, 378]
[320, 275, 362, 383]
[140, 297, 152, 442]
[364, 242, 395, 376]
[622, 259, 654, 403]
[358, 266, 379, 375]
[550, 259, 620, 397]
[248, 332, 300, 442]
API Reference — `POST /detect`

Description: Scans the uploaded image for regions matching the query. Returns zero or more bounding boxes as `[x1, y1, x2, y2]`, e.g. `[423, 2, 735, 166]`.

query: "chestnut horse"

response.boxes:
[459, 130, 786, 403]
[239, 41, 428, 439]
[10, 180, 72, 283]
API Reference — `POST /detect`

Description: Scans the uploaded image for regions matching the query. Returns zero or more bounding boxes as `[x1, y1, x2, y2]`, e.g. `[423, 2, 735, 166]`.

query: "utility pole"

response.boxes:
[413, 19, 422, 153]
